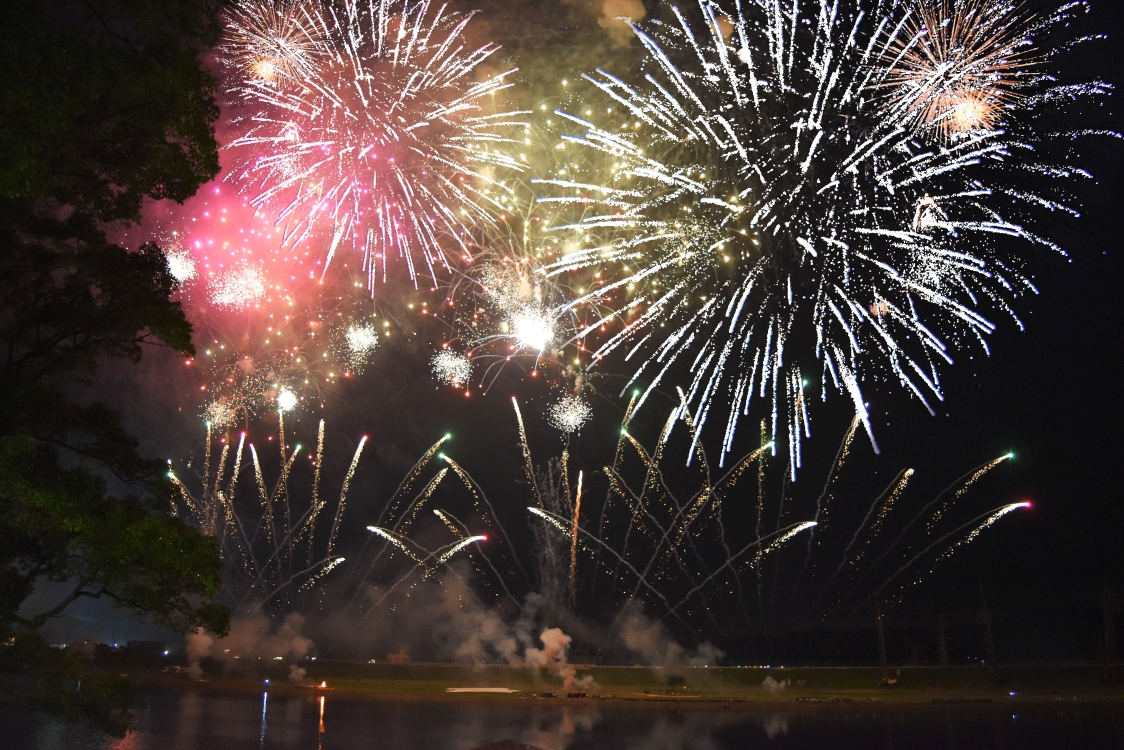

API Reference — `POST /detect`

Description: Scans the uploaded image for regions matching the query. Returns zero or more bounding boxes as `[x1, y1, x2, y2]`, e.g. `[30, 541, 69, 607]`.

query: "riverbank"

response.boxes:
[123, 663, 1124, 706]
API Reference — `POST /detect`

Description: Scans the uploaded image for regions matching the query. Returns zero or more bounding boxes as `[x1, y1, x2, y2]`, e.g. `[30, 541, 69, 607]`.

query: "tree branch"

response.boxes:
[16, 582, 106, 631]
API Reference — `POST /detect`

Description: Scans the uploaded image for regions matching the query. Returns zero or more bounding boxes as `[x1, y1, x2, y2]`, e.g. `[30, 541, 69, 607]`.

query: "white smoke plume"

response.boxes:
[761, 675, 789, 694]
[597, 0, 646, 46]
[617, 600, 724, 671]
[186, 610, 314, 678]
[525, 627, 598, 693]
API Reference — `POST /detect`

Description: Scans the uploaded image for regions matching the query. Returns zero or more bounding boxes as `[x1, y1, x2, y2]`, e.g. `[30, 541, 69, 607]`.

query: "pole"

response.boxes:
[876, 599, 893, 685]
[979, 577, 998, 681]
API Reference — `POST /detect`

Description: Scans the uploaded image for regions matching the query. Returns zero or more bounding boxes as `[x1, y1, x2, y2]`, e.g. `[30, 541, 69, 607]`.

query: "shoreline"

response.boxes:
[120, 664, 1124, 708]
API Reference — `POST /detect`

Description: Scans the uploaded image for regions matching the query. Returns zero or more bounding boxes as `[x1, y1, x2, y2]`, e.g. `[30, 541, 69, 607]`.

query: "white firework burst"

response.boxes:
[339, 323, 380, 371]
[535, 0, 1112, 474]
[209, 262, 268, 309]
[547, 394, 592, 434]
[163, 234, 198, 284]
[431, 350, 473, 387]
[276, 387, 299, 412]
[224, 0, 527, 287]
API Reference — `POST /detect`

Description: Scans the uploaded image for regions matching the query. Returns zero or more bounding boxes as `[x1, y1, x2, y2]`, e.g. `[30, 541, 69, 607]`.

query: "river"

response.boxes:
[4, 688, 1120, 749]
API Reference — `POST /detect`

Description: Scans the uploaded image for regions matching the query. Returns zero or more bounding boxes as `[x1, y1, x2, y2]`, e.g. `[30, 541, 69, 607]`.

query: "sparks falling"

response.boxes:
[535, 0, 1113, 469]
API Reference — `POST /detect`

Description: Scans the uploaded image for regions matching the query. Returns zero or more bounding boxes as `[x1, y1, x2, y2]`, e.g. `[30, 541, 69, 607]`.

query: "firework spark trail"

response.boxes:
[589, 393, 639, 598]
[436, 536, 488, 565]
[371, 436, 450, 531]
[809, 416, 861, 536]
[786, 416, 862, 614]
[395, 470, 449, 536]
[365, 524, 486, 585]
[833, 452, 1012, 612]
[434, 509, 465, 539]
[348, 436, 451, 607]
[298, 556, 346, 592]
[440, 454, 531, 586]
[536, 0, 1112, 465]
[933, 501, 1031, 562]
[175, 422, 352, 606]
[512, 398, 540, 506]
[430, 508, 517, 604]
[224, 0, 528, 288]
[568, 470, 583, 603]
[851, 501, 1031, 617]
[304, 420, 327, 563]
[598, 417, 740, 634]
[326, 435, 367, 557]
[250, 444, 273, 549]
[529, 507, 696, 633]
[928, 453, 1013, 531]
[665, 522, 817, 618]
[366, 526, 427, 565]
[806, 467, 915, 614]
[247, 496, 333, 596]
[756, 420, 767, 619]
[428, 506, 514, 602]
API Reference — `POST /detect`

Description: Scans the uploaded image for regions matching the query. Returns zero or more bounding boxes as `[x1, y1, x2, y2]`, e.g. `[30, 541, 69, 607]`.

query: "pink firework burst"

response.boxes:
[223, 0, 527, 289]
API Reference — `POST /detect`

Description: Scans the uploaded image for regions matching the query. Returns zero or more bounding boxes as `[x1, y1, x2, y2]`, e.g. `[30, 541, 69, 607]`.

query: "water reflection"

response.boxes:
[3, 689, 1120, 750]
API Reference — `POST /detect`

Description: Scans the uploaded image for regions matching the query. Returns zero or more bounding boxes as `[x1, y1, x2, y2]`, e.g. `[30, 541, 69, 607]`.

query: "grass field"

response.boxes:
[132, 662, 1124, 705]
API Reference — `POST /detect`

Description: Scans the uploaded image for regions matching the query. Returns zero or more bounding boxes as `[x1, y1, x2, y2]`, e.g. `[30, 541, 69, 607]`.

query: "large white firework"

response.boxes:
[536, 0, 1112, 473]
[334, 322, 380, 371]
[224, 0, 526, 287]
[431, 349, 473, 387]
[547, 394, 593, 433]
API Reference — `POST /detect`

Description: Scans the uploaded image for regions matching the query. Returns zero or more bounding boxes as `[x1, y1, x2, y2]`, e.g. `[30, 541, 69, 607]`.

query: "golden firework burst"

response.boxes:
[878, 0, 1038, 142]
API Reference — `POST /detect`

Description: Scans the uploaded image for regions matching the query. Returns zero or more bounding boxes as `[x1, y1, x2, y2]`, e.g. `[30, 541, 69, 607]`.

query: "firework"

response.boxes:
[878, 0, 1037, 143]
[535, 0, 1111, 470]
[169, 419, 361, 607]
[276, 387, 299, 412]
[431, 349, 473, 387]
[209, 261, 268, 309]
[163, 233, 198, 284]
[223, 0, 527, 287]
[203, 399, 239, 431]
[547, 394, 593, 433]
[225, 0, 322, 85]
[519, 402, 1024, 633]
[335, 322, 380, 372]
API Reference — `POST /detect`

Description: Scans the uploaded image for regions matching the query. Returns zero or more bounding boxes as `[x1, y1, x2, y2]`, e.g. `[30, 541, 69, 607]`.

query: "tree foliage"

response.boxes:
[0, 0, 230, 737]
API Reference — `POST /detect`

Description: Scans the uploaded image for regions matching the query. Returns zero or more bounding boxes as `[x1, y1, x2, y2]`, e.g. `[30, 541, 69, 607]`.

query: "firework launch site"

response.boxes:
[112, 660, 1124, 706]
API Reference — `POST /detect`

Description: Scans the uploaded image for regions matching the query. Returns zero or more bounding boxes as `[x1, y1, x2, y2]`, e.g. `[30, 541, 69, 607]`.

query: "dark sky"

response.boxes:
[84, 0, 1124, 654]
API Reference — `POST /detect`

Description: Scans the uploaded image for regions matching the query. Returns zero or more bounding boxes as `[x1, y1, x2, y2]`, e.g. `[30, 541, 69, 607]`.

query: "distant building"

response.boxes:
[386, 651, 411, 664]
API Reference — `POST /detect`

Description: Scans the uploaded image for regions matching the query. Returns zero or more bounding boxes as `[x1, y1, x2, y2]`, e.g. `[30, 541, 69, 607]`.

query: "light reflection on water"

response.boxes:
[4, 689, 1120, 750]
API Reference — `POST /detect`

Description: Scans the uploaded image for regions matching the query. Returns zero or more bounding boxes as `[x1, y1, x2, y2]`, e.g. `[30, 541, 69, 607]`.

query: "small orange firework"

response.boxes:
[877, 0, 1038, 143]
